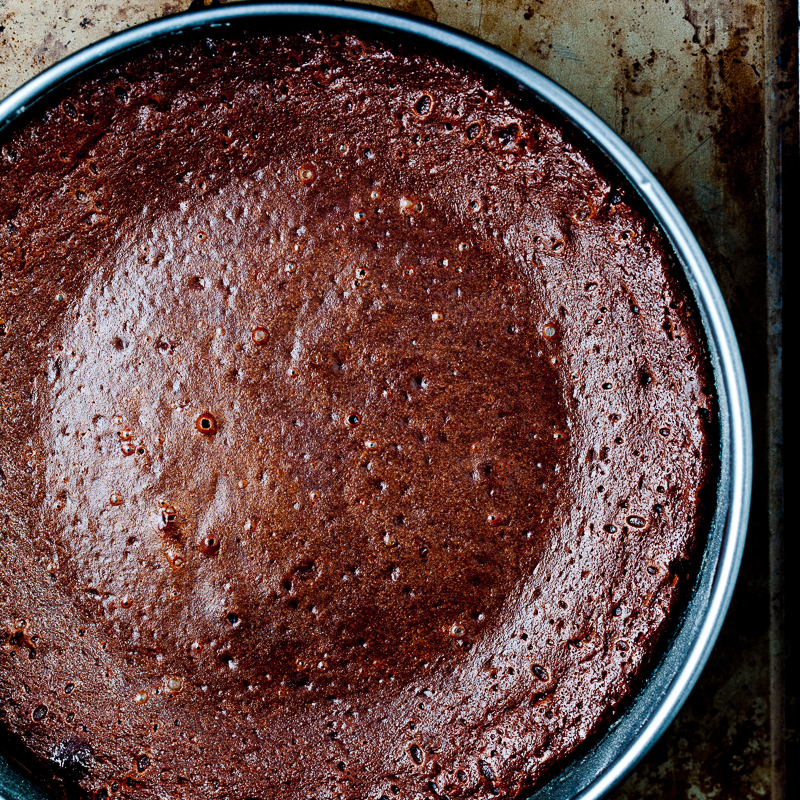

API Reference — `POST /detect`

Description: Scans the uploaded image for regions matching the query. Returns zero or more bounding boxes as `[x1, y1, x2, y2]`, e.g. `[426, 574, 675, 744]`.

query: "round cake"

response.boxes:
[0, 29, 714, 800]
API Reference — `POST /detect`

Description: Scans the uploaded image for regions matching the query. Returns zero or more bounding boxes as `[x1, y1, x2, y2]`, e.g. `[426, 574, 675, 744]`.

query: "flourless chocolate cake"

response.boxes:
[0, 30, 714, 800]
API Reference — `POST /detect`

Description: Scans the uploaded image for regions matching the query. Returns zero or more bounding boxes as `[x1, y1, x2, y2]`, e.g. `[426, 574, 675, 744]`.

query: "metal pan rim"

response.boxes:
[0, 4, 752, 800]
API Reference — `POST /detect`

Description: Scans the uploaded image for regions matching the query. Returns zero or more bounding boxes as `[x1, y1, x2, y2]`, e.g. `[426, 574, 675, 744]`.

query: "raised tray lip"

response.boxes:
[0, 4, 752, 800]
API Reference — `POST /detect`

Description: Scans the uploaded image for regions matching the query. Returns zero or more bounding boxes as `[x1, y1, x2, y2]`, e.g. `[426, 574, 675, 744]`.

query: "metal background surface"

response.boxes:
[0, 1, 790, 798]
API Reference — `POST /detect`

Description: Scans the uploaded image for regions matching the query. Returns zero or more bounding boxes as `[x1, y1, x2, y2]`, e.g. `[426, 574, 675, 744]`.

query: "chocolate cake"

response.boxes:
[0, 30, 714, 800]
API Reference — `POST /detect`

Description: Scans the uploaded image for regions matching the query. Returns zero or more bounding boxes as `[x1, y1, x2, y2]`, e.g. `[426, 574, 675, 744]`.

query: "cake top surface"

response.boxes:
[0, 29, 714, 800]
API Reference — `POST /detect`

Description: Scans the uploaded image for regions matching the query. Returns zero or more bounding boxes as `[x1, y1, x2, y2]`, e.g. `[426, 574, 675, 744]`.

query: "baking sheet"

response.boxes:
[0, 1, 787, 797]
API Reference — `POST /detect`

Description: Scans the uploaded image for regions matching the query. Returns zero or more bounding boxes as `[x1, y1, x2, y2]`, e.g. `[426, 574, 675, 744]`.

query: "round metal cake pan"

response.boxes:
[0, 3, 752, 800]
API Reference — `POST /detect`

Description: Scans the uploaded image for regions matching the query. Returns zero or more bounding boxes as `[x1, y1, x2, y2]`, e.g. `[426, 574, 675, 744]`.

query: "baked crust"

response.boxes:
[0, 31, 714, 800]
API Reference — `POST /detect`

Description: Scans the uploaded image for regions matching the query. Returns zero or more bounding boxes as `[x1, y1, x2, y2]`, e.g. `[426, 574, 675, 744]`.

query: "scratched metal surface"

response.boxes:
[0, 1, 779, 798]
